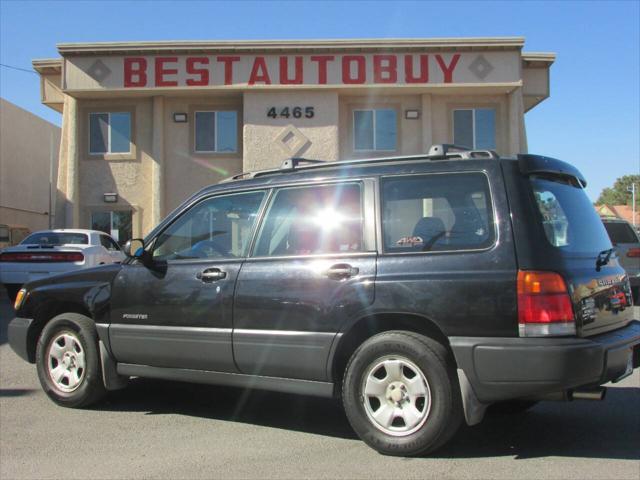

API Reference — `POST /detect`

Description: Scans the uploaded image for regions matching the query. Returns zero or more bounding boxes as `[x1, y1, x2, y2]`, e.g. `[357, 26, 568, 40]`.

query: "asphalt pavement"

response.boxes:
[0, 288, 638, 479]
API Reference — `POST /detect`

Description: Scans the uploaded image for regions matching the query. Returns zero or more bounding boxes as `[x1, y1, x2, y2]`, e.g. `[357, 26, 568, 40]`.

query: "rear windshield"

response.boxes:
[21, 232, 89, 246]
[530, 175, 611, 254]
[603, 222, 639, 244]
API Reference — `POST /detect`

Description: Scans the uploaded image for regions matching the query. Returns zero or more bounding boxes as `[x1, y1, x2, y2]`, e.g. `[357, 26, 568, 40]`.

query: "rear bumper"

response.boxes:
[450, 320, 640, 403]
[0, 263, 83, 285]
[8, 317, 36, 363]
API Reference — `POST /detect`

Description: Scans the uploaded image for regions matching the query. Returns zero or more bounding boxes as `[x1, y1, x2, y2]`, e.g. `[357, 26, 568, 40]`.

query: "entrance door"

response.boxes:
[91, 210, 132, 246]
[109, 190, 267, 372]
[233, 181, 377, 381]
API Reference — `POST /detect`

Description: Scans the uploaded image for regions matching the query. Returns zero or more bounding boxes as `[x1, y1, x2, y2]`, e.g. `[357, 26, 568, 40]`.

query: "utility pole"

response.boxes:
[628, 183, 637, 227]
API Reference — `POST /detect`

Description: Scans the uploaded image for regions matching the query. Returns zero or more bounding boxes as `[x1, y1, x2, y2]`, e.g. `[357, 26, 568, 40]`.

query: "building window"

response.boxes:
[453, 108, 496, 150]
[353, 109, 397, 152]
[89, 112, 131, 154]
[195, 111, 238, 153]
[91, 210, 132, 246]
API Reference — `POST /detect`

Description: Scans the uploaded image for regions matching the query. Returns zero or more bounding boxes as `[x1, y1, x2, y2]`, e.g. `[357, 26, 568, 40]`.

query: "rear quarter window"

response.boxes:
[530, 175, 611, 254]
[381, 172, 495, 253]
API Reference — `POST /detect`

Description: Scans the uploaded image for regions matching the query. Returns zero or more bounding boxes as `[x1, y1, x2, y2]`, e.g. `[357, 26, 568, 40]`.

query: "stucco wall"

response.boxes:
[243, 91, 339, 171]
[0, 98, 60, 232]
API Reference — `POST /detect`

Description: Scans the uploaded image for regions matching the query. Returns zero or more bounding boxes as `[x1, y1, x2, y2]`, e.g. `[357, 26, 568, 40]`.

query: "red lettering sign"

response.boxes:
[186, 57, 209, 86]
[405, 55, 428, 83]
[342, 55, 366, 84]
[373, 55, 397, 84]
[124, 58, 147, 87]
[310, 55, 334, 84]
[248, 57, 271, 85]
[155, 57, 178, 87]
[435, 54, 460, 84]
[217, 56, 240, 85]
[279, 56, 303, 84]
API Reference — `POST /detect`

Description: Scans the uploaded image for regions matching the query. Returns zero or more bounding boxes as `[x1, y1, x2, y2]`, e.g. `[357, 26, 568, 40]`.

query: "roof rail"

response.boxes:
[427, 144, 499, 160]
[280, 157, 326, 170]
[219, 144, 499, 183]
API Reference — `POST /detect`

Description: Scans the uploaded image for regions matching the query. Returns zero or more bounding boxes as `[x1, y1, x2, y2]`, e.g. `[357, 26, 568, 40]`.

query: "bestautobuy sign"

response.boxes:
[63, 52, 519, 90]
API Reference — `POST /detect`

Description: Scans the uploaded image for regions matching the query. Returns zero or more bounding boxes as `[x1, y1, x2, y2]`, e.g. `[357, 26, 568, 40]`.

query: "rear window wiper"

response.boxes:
[596, 248, 615, 271]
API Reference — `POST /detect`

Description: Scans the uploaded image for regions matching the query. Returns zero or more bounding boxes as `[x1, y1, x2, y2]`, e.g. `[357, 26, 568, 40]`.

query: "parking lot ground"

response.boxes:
[0, 289, 639, 480]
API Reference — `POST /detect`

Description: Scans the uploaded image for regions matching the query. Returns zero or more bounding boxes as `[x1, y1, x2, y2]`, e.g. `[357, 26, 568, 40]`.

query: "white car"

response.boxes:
[0, 229, 125, 301]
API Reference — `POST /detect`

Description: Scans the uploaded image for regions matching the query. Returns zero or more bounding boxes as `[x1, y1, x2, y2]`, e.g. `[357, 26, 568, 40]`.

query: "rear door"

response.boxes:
[503, 157, 635, 337]
[232, 180, 376, 381]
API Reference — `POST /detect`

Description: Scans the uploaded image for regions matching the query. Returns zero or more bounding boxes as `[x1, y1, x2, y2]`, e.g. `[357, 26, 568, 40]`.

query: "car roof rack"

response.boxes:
[220, 145, 499, 183]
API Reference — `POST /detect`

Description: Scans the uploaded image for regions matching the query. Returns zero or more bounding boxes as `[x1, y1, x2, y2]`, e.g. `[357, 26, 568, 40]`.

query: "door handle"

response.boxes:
[197, 268, 227, 282]
[325, 264, 359, 280]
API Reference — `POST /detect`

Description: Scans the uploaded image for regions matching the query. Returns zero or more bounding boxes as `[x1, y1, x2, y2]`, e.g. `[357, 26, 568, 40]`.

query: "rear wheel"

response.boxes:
[36, 313, 106, 408]
[342, 331, 462, 456]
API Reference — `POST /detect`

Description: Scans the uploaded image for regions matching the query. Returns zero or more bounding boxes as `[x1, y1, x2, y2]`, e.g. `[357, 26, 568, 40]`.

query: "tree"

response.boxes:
[596, 175, 640, 206]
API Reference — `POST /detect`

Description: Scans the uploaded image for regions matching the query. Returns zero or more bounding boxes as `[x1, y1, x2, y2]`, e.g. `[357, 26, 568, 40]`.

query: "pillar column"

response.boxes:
[508, 87, 526, 155]
[421, 94, 433, 153]
[65, 95, 79, 227]
[151, 96, 165, 225]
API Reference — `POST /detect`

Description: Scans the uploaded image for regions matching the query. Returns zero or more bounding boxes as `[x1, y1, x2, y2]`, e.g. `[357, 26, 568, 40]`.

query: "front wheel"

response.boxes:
[35, 313, 106, 408]
[342, 331, 463, 456]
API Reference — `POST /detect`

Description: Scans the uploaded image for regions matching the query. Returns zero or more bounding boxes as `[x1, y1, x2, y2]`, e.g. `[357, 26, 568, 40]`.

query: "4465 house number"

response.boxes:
[267, 106, 315, 119]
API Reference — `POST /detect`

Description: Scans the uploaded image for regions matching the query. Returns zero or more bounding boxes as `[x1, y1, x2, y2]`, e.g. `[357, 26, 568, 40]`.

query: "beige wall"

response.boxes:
[0, 98, 60, 232]
[243, 91, 339, 171]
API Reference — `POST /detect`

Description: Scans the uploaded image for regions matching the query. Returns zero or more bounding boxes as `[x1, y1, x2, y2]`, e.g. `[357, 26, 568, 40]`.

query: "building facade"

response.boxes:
[33, 37, 554, 244]
[0, 98, 60, 233]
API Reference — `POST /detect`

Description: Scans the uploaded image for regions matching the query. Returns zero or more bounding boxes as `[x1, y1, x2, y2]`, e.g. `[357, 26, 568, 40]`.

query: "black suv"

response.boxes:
[8, 145, 640, 456]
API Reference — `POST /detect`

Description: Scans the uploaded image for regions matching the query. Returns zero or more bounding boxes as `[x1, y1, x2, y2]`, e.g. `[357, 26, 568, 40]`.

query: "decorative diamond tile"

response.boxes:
[275, 124, 310, 157]
[86, 60, 112, 83]
[468, 55, 494, 80]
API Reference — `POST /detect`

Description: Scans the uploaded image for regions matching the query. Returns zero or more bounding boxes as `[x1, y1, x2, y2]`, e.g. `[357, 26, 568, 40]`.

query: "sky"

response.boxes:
[0, 0, 638, 200]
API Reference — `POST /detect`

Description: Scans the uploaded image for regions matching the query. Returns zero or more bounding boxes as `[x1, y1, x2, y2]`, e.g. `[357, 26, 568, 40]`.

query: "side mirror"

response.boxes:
[124, 238, 145, 258]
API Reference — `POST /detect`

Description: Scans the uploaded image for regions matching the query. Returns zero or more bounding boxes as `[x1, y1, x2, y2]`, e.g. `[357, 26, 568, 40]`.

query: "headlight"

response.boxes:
[14, 288, 27, 310]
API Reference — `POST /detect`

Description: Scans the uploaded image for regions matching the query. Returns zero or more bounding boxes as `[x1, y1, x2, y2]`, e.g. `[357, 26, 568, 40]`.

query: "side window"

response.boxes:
[89, 112, 131, 154]
[253, 183, 364, 257]
[152, 191, 265, 261]
[100, 235, 121, 251]
[194, 111, 238, 153]
[381, 173, 495, 253]
[353, 109, 397, 152]
[453, 108, 496, 150]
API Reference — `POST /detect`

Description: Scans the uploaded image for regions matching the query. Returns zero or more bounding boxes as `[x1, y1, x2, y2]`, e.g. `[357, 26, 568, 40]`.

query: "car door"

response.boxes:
[232, 180, 377, 381]
[109, 189, 267, 372]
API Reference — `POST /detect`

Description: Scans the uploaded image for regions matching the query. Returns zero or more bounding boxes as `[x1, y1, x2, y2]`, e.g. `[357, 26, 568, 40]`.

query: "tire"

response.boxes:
[5, 284, 21, 303]
[342, 331, 463, 456]
[35, 313, 107, 408]
[488, 400, 538, 415]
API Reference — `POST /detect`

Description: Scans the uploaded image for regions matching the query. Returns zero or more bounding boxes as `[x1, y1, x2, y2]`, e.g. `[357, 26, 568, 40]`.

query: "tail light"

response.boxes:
[517, 270, 576, 337]
[0, 252, 84, 263]
[627, 248, 640, 258]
